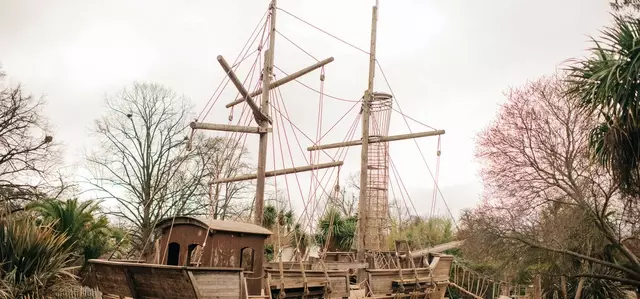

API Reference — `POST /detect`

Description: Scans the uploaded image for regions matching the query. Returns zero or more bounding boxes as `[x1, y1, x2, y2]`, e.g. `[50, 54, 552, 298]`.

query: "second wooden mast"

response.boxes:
[357, 0, 380, 265]
[255, 0, 278, 227]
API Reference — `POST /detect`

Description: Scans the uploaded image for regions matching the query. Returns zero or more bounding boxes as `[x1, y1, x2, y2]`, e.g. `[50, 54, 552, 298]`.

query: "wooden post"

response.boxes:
[255, 0, 277, 227]
[561, 276, 568, 299]
[574, 277, 584, 299]
[533, 274, 541, 299]
[357, 1, 378, 278]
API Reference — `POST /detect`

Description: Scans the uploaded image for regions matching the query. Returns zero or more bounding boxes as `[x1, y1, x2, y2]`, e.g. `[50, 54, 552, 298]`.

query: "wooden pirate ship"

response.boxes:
[84, 0, 454, 298]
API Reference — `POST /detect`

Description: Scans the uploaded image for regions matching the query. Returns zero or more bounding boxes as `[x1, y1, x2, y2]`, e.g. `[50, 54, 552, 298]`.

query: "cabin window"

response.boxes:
[187, 244, 203, 266]
[167, 242, 180, 266]
[240, 247, 255, 272]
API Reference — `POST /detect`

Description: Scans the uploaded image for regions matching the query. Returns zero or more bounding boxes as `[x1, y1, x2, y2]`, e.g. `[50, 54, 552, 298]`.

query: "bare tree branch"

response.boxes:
[85, 82, 210, 254]
[465, 73, 640, 287]
[0, 68, 61, 208]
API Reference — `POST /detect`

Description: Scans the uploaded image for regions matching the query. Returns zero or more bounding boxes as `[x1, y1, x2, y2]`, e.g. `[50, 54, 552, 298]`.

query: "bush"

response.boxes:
[0, 216, 75, 298]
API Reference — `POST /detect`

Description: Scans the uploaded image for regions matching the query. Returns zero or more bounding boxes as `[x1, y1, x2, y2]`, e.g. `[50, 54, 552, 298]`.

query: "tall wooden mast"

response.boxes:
[193, 0, 338, 230]
[255, 0, 278, 226]
[357, 0, 379, 263]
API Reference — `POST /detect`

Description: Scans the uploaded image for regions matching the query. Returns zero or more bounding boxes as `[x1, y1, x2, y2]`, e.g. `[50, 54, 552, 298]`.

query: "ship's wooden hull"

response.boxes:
[265, 268, 350, 299]
[85, 259, 246, 299]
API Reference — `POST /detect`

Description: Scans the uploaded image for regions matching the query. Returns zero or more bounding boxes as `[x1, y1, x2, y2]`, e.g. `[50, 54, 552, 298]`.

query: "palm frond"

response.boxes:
[566, 15, 640, 196]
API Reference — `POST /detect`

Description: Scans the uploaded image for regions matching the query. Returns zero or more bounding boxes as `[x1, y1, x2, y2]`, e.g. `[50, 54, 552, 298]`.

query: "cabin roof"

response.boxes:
[154, 216, 272, 236]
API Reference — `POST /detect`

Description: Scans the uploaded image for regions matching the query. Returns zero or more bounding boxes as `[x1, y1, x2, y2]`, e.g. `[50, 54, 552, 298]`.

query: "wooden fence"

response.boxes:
[22, 286, 102, 299]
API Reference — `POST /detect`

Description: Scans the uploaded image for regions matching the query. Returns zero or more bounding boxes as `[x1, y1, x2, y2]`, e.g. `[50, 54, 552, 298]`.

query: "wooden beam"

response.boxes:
[254, 0, 277, 232]
[122, 269, 139, 299]
[211, 161, 343, 184]
[189, 122, 270, 134]
[225, 57, 335, 108]
[185, 270, 203, 299]
[217, 55, 271, 124]
[357, 3, 380, 272]
[307, 130, 446, 151]
[405, 240, 465, 258]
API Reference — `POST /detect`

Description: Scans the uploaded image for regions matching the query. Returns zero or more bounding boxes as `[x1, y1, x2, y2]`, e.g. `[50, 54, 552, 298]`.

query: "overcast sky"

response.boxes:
[0, 0, 612, 222]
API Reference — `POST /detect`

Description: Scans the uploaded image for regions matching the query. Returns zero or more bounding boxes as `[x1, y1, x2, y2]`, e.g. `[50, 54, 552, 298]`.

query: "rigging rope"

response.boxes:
[276, 30, 319, 62]
[276, 7, 370, 55]
[274, 66, 360, 103]
[308, 66, 325, 225]
[375, 59, 459, 230]
[271, 78, 361, 249]
[197, 8, 270, 121]
[190, 15, 269, 265]
[269, 97, 289, 298]
[430, 136, 442, 219]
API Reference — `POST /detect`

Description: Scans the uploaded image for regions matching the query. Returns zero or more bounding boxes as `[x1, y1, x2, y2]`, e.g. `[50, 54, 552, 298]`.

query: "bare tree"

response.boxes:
[611, 0, 640, 11]
[0, 68, 60, 207]
[324, 172, 359, 217]
[85, 82, 209, 253]
[195, 135, 253, 221]
[473, 74, 640, 287]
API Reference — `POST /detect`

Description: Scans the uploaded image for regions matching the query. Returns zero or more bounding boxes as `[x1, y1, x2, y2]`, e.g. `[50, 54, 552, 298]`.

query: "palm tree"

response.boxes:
[388, 216, 454, 249]
[315, 208, 357, 251]
[262, 204, 294, 231]
[263, 205, 278, 229]
[0, 215, 75, 297]
[26, 198, 112, 263]
[289, 223, 310, 253]
[566, 15, 640, 197]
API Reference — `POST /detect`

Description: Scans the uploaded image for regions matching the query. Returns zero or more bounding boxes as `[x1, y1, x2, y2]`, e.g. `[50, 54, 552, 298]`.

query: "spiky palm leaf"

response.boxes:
[263, 205, 277, 229]
[289, 223, 309, 250]
[26, 199, 112, 263]
[315, 208, 357, 251]
[0, 216, 75, 297]
[566, 15, 640, 196]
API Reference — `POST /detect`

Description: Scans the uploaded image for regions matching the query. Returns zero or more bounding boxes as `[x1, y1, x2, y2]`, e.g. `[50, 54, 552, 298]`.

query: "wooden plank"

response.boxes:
[365, 268, 433, 295]
[405, 240, 465, 258]
[265, 268, 350, 298]
[211, 161, 343, 184]
[430, 255, 454, 282]
[310, 262, 368, 270]
[86, 259, 244, 299]
[192, 271, 242, 299]
[225, 57, 335, 108]
[186, 270, 203, 299]
[241, 272, 249, 299]
[122, 269, 138, 299]
[87, 259, 244, 272]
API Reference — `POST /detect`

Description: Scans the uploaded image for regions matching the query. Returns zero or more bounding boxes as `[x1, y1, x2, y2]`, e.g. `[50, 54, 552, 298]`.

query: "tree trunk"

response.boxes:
[533, 274, 542, 299]
[574, 277, 585, 299]
[561, 276, 568, 299]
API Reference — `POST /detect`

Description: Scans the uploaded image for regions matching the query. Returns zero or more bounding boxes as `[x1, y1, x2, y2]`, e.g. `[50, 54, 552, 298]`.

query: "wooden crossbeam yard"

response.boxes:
[306, 130, 445, 151]
[210, 161, 343, 184]
[190, 122, 271, 134]
[217, 55, 271, 124]
[225, 57, 335, 108]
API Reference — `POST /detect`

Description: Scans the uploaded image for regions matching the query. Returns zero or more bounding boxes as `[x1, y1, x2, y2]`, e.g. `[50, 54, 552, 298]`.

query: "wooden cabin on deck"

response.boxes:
[151, 216, 272, 295]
